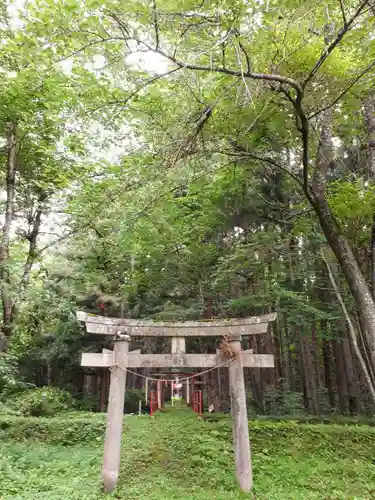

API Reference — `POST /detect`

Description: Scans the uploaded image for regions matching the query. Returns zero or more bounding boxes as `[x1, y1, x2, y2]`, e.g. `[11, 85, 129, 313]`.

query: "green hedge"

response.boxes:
[4, 387, 74, 417]
[1, 411, 375, 453]
[0, 414, 106, 445]
[204, 412, 375, 426]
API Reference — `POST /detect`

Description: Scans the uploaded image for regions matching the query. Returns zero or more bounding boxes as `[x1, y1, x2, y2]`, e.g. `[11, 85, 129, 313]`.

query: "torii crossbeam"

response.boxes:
[77, 311, 276, 494]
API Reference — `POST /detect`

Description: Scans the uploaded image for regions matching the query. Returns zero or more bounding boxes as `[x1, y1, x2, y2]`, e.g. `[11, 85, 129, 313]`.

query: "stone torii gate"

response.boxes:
[77, 311, 276, 494]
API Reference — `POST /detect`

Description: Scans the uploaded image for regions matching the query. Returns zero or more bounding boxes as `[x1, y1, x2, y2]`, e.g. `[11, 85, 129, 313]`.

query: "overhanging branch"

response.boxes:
[89, 67, 181, 114]
[152, 0, 160, 49]
[221, 150, 305, 190]
[102, 6, 371, 207]
[303, 0, 370, 88]
[308, 59, 375, 119]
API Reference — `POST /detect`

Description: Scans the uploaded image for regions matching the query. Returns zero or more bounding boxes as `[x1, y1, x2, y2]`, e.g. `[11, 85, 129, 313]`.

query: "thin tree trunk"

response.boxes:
[215, 368, 222, 411]
[47, 362, 53, 386]
[332, 338, 349, 414]
[363, 96, 375, 297]
[99, 369, 106, 412]
[273, 317, 284, 382]
[322, 337, 335, 409]
[283, 317, 293, 389]
[249, 336, 263, 413]
[342, 329, 360, 414]
[311, 323, 320, 387]
[11, 198, 45, 324]
[220, 366, 230, 412]
[206, 370, 214, 407]
[264, 323, 276, 386]
[0, 122, 17, 352]
[299, 330, 319, 415]
[20, 205, 44, 293]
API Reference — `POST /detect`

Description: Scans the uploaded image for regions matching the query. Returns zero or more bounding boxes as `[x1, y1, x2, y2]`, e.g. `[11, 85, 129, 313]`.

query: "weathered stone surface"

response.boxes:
[77, 311, 276, 337]
[81, 352, 274, 369]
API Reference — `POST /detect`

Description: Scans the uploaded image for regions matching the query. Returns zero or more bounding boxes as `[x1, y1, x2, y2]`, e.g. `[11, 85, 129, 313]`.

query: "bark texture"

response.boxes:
[311, 111, 375, 373]
[0, 122, 17, 352]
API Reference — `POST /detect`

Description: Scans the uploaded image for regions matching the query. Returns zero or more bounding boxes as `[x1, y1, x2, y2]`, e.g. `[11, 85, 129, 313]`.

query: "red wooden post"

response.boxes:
[193, 391, 201, 415]
[150, 391, 154, 416]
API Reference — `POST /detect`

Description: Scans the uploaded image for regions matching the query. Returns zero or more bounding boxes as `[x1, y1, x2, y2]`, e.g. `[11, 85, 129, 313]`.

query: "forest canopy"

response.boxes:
[1, 0, 375, 415]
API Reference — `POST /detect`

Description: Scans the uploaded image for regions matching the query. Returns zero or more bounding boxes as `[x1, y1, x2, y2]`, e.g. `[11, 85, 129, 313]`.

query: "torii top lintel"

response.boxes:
[76, 311, 277, 337]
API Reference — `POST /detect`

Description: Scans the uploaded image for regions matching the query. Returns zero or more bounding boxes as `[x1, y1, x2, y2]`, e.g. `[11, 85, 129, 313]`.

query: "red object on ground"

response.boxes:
[192, 390, 203, 417]
[150, 391, 158, 416]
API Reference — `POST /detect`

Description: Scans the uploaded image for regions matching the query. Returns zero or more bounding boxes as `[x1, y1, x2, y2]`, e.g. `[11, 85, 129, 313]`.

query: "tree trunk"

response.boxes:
[333, 338, 349, 414]
[99, 368, 110, 412]
[311, 110, 375, 373]
[311, 323, 320, 386]
[363, 96, 375, 299]
[249, 336, 264, 413]
[322, 337, 335, 408]
[283, 318, 294, 389]
[83, 371, 98, 398]
[299, 330, 319, 415]
[20, 201, 45, 295]
[314, 202, 375, 368]
[322, 250, 375, 404]
[0, 122, 17, 352]
[342, 329, 360, 414]
[264, 325, 275, 386]
[215, 368, 222, 411]
[220, 367, 230, 412]
[47, 362, 53, 386]
[273, 317, 284, 382]
[206, 369, 220, 410]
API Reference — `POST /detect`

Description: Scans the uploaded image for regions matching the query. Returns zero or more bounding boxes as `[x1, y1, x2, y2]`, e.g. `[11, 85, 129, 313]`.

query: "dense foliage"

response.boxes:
[1, 0, 375, 417]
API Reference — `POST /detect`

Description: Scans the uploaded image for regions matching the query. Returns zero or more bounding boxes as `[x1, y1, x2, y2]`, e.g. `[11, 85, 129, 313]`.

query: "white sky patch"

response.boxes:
[234, 226, 244, 236]
[125, 51, 169, 74]
[7, 0, 25, 29]
[59, 58, 74, 75]
[84, 54, 108, 73]
[332, 137, 342, 149]
[92, 54, 106, 69]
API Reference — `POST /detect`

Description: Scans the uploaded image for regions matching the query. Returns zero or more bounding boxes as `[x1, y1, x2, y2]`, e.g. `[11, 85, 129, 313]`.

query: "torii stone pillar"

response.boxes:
[229, 335, 252, 491]
[77, 311, 276, 494]
[102, 333, 129, 492]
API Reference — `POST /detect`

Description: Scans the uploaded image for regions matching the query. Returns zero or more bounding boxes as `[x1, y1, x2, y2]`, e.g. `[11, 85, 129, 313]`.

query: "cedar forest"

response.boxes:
[1, 0, 375, 422]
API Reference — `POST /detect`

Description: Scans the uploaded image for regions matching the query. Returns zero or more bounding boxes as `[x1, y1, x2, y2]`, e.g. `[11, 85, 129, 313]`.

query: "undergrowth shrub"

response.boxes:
[124, 388, 145, 413]
[0, 352, 32, 395]
[0, 401, 22, 416]
[0, 413, 106, 445]
[6, 386, 74, 417]
[263, 383, 305, 417]
[1, 409, 374, 448]
[73, 394, 98, 412]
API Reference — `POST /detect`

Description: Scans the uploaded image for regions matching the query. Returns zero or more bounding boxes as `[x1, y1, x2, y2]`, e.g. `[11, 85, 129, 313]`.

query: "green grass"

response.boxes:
[0, 407, 375, 499]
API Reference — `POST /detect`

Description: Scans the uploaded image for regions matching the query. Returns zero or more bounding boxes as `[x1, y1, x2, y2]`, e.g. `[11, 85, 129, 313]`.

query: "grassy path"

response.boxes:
[0, 407, 375, 499]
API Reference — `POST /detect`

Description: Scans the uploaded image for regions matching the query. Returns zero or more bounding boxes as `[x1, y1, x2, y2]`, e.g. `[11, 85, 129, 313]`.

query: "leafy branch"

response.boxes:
[104, 0, 370, 206]
[303, 0, 370, 88]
